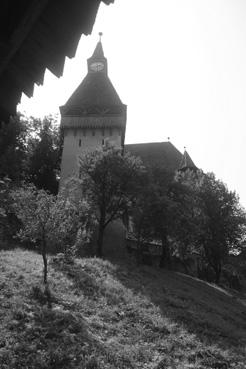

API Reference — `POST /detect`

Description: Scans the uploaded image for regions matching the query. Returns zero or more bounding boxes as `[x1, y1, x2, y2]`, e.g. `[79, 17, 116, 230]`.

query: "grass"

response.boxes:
[0, 248, 245, 368]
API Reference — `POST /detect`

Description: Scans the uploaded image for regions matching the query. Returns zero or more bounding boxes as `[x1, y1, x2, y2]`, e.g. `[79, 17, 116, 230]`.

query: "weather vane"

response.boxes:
[99, 32, 103, 41]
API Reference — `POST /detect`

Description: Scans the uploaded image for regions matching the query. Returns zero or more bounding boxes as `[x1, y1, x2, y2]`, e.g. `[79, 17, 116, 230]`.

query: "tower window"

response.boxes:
[102, 139, 104, 145]
[79, 139, 81, 147]
[109, 128, 112, 136]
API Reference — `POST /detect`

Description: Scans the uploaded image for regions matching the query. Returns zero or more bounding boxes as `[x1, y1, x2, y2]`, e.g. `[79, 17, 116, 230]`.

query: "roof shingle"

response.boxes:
[125, 142, 183, 172]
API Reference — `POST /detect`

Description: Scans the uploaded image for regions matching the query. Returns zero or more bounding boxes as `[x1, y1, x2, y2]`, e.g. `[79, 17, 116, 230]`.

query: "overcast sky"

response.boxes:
[19, 0, 246, 208]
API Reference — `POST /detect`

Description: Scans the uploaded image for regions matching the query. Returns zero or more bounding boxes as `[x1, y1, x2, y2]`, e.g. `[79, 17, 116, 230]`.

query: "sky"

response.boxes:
[19, 0, 246, 208]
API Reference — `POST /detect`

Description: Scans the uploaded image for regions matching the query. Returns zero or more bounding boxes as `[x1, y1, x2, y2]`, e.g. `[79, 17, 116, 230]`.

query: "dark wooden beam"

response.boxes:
[0, 0, 50, 78]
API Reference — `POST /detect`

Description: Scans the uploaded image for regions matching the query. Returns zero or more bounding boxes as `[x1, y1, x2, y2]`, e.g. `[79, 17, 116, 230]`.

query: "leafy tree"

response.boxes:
[0, 116, 28, 182]
[12, 185, 92, 286]
[148, 169, 182, 268]
[26, 115, 63, 194]
[79, 147, 145, 257]
[50, 193, 95, 260]
[131, 168, 185, 268]
[128, 174, 156, 262]
[177, 170, 246, 282]
[12, 186, 56, 286]
[0, 177, 21, 243]
[170, 170, 205, 271]
[0, 114, 63, 193]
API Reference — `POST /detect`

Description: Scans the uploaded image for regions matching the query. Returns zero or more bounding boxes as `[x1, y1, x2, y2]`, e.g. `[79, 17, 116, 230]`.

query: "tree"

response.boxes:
[79, 147, 145, 257]
[50, 193, 95, 260]
[0, 116, 28, 182]
[12, 186, 56, 286]
[131, 167, 186, 268]
[170, 170, 205, 272]
[148, 169, 182, 268]
[26, 115, 63, 194]
[178, 170, 246, 283]
[128, 173, 157, 263]
[12, 185, 92, 287]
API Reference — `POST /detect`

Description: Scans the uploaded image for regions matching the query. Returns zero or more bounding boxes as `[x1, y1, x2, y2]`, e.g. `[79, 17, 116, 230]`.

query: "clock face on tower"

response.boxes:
[90, 61, 105, 72]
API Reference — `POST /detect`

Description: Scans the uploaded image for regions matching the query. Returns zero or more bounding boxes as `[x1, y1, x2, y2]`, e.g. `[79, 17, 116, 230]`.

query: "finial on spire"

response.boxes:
[99, 32, 103, 42]
[184, 146, 186, 151]
[167, 137, 170, 141]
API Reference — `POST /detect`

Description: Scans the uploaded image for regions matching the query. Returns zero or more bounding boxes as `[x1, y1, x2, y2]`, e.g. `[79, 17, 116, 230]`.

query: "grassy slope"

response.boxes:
[0, 249, 245, 369]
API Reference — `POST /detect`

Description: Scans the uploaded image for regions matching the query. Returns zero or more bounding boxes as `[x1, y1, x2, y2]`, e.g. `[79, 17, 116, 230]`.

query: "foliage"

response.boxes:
[79, 147, 146, 257]
[0, 177, 20, 243]
[0, 115, 28, 182]
[177, 170, 246, 282]
[131, 168, 192, 268]
[12, 185, 56, 286]
[0, 114, 63, 194]
[49, 195, 96, 260]
[131, 167, 246, 282]
[26, 115, 63, 194]
[12, 185, 93, 285]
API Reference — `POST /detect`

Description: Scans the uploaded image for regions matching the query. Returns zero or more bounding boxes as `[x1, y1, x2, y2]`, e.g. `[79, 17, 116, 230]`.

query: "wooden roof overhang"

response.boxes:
[0, 0, 114, 122]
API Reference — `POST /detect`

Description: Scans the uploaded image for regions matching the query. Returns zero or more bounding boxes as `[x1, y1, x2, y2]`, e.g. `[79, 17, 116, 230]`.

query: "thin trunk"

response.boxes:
[41, 237, 48, 284]
[159, 231, 170, 268]
[214, 261, 221, 284]
[41, 236, 51, 308]
[136, 233, 143, 265]
[97, 211, 106, 257]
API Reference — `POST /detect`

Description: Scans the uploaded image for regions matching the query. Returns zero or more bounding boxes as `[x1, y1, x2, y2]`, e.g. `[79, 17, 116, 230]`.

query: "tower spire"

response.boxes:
[179, 146, 197, 171]
[87, 33, 107, 73]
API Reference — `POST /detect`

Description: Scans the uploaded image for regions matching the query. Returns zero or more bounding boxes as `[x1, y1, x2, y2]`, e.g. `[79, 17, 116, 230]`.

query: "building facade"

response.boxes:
[60, 37, 196, 188]
[59, 36, 127, 188]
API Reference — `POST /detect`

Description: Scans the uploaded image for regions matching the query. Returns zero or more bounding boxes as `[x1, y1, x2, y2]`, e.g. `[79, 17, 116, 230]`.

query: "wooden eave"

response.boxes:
[0, 0, 114, 121]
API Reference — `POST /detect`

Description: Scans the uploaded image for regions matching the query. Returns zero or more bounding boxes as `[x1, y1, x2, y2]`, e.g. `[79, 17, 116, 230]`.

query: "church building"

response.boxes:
[59, 34, 196, 189]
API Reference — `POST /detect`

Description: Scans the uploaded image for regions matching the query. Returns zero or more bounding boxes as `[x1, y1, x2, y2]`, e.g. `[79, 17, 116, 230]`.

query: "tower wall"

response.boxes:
[60, 125, 123, 188]
[59, 38, 127, 190]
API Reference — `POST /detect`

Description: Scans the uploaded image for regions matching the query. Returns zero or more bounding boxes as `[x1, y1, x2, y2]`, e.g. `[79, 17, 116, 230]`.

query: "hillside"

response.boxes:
[0, 249, 245, 369]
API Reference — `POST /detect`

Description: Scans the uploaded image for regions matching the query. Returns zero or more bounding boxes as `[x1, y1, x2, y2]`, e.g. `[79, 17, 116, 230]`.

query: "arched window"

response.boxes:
[79, 139, 81, 147]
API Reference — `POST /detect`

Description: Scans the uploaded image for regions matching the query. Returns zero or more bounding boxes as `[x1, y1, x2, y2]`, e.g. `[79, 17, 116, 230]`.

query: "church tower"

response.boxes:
[59, 34, 127, 187]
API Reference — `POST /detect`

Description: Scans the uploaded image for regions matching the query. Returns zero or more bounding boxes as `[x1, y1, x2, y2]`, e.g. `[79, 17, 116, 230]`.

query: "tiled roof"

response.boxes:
[63, 72, 123, 110]
[179, 150, 197, 171]
[90, 41, 105, 59]
[125, 142, 183, 172]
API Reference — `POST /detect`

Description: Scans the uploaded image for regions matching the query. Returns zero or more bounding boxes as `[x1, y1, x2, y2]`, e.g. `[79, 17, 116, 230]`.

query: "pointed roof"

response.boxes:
[179, 150, 197, 171]
[60, 37, 124, 114]
[90, 41, 105, 59]
[125, 142, 183, 173]
[63, 72, 123, 109]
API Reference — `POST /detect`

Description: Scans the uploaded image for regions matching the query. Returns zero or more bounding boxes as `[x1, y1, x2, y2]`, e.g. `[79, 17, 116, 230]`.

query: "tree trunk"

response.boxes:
[214, 261, 221, 284]
[97, 212, 105, 257]
[41, 236, 52, 308]
[159, 231, 170, 268]
[41, 237, 48, 284]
